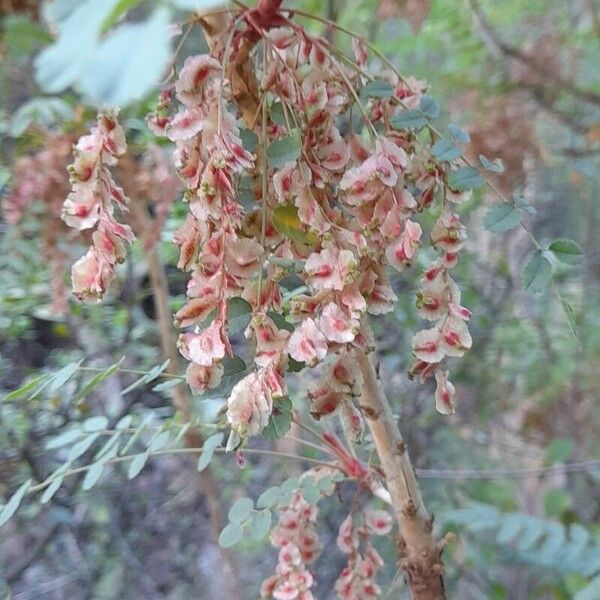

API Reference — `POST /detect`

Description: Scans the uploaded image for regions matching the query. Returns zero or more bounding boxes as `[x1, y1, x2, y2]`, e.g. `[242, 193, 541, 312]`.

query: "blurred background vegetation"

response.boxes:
[0, 0, 599, 598]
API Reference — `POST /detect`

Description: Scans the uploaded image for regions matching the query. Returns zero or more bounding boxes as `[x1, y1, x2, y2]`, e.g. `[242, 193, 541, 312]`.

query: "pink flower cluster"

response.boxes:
[334, 510, 393, 600]
[147, 13, 475, 437]
[261, 491, 321, 600]
[307, 352, 365, 442]
[149, 53, 296, 442]
[62, 112, 134, 301]
[409, 204, 472, 414]
[3, 134, 73, 313]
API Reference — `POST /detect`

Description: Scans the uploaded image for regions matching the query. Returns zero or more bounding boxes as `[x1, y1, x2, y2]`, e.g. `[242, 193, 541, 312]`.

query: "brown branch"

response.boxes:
[356, 341, 445, 600]
[467, 0, 600, 106]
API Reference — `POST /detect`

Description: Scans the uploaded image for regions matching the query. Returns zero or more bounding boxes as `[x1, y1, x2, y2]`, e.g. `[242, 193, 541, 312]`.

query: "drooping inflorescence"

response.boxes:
[141, 10, 472, 445]
[62, 111, 135, 301]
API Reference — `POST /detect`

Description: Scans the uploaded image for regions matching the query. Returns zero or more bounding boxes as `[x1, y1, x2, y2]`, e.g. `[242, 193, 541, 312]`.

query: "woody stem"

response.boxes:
[356, 329, 445, 600]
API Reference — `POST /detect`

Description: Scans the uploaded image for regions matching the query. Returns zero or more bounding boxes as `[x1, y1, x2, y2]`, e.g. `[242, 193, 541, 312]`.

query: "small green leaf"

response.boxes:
[101, 0, 144, 33]
[543, 488, 571, 517]
[249, 508, 272, 540]
[120, 413, 153, 455]
[0, 480, 31, 527]
[82, 416, 109, 432]
[197, 432, 224, 472]
[521, 250, 552, 293]
[300, 478, 320, 505]
[560, 297, 581, 350]
[228, 497, 254, 523]
[363, 80, 394, 98]
[280, 478, 299, 494]
[3, 375, 47, 402]
[45, 428, 82, 450]
[287, 357, 305, 373]
[267, 129, 301, 169]
[495, 515, 523, 544]
[128, 452, 149, 479]
[151, 378, 182, 393]
[272, 205, 317, 245]
[484, 204, 522, 233]
[75, 358, 124, 402]
[257, 486, 281, 509]
[262, 397, 293, 440]
[82, 461, 105, 491]
[116, 415, 133, 430]
[10, 97, 74, 137]
[269, 101, 287, 126]
[40, 475, 64, 504]
[147, 431, 170, 452]
[448, 167, 485, 192]
[419, 95, 439, 118]
[267, 311, 295, 333]
[431, 138, 461, 162]
[121, 360, 170, 395]
[479, 154, 505, 173]
[545, 438, 573, 465]
[219, 521, 243, 548]
[549, 239, 583, 266]
[448, 123, 470, 143]
[68, 433, 100, 461]
[317, 476, 334, 492]
[514, 193, 536, 214]
[239, 128, 258, 153]
[390, 109, 427, 130]
[94, 433, 121, 460]
[227, 297, 253, 334]
[49, 360, 83, 393]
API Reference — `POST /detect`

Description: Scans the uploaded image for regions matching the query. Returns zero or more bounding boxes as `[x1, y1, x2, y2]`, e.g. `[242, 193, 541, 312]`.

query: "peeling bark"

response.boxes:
[356, 344, 446, 600]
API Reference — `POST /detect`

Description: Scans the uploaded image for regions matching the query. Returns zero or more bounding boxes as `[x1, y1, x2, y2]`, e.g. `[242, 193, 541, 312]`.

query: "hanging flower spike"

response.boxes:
[334, 509, 392, 600]
[62, 110, 134, 301]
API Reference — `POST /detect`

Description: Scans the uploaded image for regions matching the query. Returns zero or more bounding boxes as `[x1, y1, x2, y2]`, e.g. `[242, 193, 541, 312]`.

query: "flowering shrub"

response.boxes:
[141, 7, 475, 433]
[9, 1, 549, 598]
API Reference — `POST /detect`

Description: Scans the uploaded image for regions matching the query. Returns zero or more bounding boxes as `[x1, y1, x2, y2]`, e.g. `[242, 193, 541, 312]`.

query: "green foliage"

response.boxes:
[35, 1, 171, 107]
[0, 480, 32, 527]
[419, 95, 440, 118]
[197, 432, 224, 472]
[549, 239, 583, 266]
[390, 109, 428, 130]
[267, 130, 302, 168]
[2, 15, 52, 57]
[101, 0, 145, 32]
[443, 503, 600, 579]
[448, 123, 471, 144]
[484, 204, 522, 233]
[363, 80, 394, 98]
[219, 521, 243, 548]
[521, 250, 552, 293]
[272, 205, 317, 244]
[431, 138, 462, 161]
[545, 438, 574, 464]
[479, 154, 505, 173]
[74, 358, 125, 403]
[10, 97, 74, 137]
[447, 166, 486, 191]
[262, 397, 293, 440]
